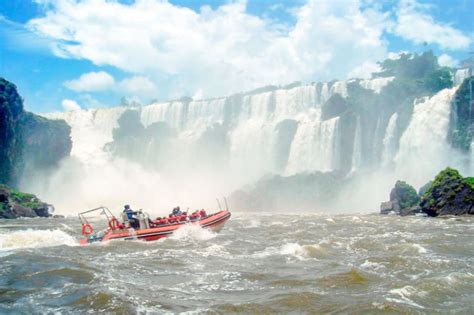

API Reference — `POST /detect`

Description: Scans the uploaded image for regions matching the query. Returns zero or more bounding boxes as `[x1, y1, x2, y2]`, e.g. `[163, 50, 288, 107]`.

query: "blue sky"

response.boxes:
[0, 0, 473, 113]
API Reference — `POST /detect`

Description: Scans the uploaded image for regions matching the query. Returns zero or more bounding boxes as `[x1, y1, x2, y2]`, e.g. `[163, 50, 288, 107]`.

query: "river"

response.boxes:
[1, 212, 473, 313]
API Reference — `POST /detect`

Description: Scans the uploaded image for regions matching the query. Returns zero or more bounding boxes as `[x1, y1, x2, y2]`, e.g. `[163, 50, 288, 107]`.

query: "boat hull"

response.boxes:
[80, 210, 231, 245]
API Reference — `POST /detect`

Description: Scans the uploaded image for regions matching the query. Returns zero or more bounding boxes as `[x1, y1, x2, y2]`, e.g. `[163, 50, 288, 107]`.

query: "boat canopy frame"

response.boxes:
[78, 206, 115, 226]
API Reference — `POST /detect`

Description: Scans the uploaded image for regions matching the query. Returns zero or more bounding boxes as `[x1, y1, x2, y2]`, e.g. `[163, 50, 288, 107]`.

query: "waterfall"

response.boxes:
[381, 113, 398, 167]
[320, 83, 330, 104]
[140, 101, 185, 129]
[38, 77, 469, 213]
[46, 107, 127, 165]
[351, 116, 362, 172]
[454, 68, 472, 86]
[329, 81, 348, 98]
[285, 113, 340, 175]
[44, 76, 425, 175]
[395, 88, 457, 187]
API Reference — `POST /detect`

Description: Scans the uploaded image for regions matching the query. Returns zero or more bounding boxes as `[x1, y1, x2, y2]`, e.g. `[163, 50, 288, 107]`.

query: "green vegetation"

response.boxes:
[0, 184, 51, 218]
[394, 180, 420, 209]
[423, 167, 462, 198]
[10, 188, 43, 209]
[466, 177, 474, 188]
[420, 167, 474, 216]
[384, 168, 474, 217]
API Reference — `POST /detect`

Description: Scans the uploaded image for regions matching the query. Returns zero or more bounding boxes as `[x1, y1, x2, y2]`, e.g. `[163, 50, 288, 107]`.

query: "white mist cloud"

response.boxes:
[61, 99, 81, 111]
[394, 0, 471, 50]
[64, 71, 115, 92]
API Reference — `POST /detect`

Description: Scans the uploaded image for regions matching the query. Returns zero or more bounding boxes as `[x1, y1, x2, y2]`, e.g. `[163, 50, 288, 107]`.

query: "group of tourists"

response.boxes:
[154, 207, 207, 226]
[121, 205, 207, 229]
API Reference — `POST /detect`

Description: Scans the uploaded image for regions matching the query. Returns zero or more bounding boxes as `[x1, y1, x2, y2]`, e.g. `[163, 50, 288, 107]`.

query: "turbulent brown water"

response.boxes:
[1, 212, 473, 313]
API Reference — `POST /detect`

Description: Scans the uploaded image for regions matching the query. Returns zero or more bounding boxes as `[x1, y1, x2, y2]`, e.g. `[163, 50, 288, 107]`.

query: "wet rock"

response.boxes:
[418, 181, 432, 196]
[0, 184, 53, 219]
[420, 168, 474, 217]
[380, 201, 395, 214]
[399, 205, 422, 216]
[11, 204, 37, 218]
[380, 180, 420, 215]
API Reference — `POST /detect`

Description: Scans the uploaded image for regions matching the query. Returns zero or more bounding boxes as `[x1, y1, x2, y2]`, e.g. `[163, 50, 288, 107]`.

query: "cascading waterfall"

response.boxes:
[454, 68, 472, 86]
[351, 116, 362, 172]
[381, 113, 398, 167]
[285, 113, 340, 175]
[395, 88, 458, 187]
[38, 76, 468, 213]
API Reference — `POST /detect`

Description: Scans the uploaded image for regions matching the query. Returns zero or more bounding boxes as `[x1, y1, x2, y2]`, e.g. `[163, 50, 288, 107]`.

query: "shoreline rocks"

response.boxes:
[420, 168, 474, 216]
[0, 185, 53, 219]
[380, 167, 474, 217]
[380, 180, 422, 216]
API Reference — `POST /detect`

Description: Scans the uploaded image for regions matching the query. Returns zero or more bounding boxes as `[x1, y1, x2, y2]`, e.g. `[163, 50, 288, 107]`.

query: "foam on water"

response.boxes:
[168, 224, 217, 242]
[0, 228, 77, 250]
[388, 286, 428, 308]
[255, 242, 327, 260]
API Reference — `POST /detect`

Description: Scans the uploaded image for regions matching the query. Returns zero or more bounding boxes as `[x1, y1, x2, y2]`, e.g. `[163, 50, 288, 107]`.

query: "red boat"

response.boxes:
[78, 206, 231, 245]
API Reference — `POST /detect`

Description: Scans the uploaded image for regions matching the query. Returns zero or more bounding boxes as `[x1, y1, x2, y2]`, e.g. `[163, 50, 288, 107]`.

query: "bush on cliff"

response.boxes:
[420, 167, 474, 216]
[393, 180, 421, 209]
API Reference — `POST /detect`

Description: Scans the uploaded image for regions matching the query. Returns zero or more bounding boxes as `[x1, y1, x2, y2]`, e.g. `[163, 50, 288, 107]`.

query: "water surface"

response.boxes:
[1, 213, 473, 313]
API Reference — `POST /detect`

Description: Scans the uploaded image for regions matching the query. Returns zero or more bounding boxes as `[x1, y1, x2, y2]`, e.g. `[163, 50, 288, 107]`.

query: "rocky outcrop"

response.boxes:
[0, 78, 24, 186]
[20, 112, 72, 172]
[380, 180, 421, 215]
[321, 94, 349, 120]
[420, 168, 474, 217]
[448, 76, 473, 152]
[0, 78, 72, 187]
[0, 185, 53, 219]
[381, 168, 474, 217]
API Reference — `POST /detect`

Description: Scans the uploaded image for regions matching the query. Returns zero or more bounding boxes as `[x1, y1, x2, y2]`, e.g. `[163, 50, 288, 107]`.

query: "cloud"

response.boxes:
[78, 94, 105, 108]
[61, 99, 81, 111]
[348, 61, 381, 79]
[119, 76, 157, 96]
[64, 71, 115, 92]
[27, 0, 470, 99]
[394, 0, 471, 50]
[27, 0, 392, 99]
[438, 54, 458, 68]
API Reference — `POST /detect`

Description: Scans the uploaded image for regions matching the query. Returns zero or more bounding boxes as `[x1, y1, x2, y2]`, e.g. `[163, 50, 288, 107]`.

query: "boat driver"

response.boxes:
[123, 205, 139, 228]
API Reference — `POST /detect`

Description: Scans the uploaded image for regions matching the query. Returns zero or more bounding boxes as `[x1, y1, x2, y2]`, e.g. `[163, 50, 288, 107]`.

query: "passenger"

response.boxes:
[199, 209, 207, 217]
[190, 211, 199, 220]
[123, 205, 139, 228]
